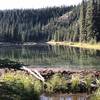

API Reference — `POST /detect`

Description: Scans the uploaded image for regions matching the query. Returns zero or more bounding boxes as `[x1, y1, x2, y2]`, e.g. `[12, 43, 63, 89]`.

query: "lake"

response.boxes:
[0, 44, 100, 69]
[40, 94, 88, 100]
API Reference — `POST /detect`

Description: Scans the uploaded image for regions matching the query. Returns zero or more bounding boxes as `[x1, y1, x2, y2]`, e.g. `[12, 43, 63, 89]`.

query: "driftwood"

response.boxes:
[0, 59, 45, 82]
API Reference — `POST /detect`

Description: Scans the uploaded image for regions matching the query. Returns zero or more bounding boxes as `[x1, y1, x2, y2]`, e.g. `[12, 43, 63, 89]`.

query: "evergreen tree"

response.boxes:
[85, 0, 97, 43]
[0, 1, 99, 43]
[95, 0, 100, 42]
[80, 0, 87, 42]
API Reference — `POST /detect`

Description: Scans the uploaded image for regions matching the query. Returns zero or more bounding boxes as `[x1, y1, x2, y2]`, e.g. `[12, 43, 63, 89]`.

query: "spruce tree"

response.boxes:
[85, 0, 97, 43]
[95, 0, 100, 42]
[80, 0, 87, 43]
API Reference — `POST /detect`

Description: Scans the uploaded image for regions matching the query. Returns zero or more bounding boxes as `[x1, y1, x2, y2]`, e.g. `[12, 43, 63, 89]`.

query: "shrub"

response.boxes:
[90, 88, 100, 100]
[84, 74, 93, 93]
[71, 74, 80, 92]
[45, 73, 67, 93]
[0, 71, 42, 100]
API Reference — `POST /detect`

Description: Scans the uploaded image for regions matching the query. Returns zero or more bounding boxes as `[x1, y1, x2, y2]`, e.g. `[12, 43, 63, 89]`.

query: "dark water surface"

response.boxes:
[40, 94, 88, 100]
[0, 44, 100, 69]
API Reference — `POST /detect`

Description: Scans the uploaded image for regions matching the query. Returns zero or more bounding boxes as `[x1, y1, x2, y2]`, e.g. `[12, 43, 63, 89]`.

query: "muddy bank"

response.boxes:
[30, 68, 100, 78]
[0, 67, 100, 78]
[0, 67, 100, 97]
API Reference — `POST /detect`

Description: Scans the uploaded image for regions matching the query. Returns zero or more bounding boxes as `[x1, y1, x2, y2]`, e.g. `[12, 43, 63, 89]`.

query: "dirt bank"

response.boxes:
[0, 68, 100, 78]
[30, 67, 100, 78]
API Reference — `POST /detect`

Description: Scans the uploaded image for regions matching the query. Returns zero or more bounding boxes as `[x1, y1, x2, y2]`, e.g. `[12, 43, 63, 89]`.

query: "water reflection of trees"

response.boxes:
[40, 95, 87, 100]
[0, 45, 100, 68]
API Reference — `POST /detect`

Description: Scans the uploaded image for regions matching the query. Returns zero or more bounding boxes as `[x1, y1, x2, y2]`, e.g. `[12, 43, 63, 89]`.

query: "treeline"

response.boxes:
[48, 5, 80, 42]
[80, 0, 100, 43]
[0, 0, 100, 43]
[0, 6, 73, 43]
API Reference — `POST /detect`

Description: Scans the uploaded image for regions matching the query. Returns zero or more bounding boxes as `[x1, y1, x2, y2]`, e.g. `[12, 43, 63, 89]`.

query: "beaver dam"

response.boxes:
[0, 67, 100, 100]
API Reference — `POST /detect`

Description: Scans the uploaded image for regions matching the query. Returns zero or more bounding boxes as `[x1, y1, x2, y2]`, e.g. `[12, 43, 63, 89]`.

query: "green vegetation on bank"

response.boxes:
[45, 73, 99, 94]
[90, 88, 100, 100]
[0, 70, 99, 99]
[0, 59, 23, 69]
[45, 73, 67, 93]
[0, 71, 42, 100]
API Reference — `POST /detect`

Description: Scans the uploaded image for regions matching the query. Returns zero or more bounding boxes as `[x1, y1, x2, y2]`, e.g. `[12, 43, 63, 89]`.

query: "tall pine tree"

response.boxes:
[80, 0, 87, 43]
[85, 0, 97, 43]
[95, 0, 100, 42]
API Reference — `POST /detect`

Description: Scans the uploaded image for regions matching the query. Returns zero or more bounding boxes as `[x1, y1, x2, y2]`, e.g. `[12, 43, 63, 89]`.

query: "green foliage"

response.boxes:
[80, 0, 87, 42]
[0, 70, 99, 99]
[90, 88, 100, 100]
[84, 74, 93, 87]
[71, 74, 80, 92]
[80, 0, 100, 43]
[0, 6, 73, 43]
[84, 74, 94, 93]
[0, 59, 22, 69]
[0, 0, 99, 43]
[45, 73, 67, 93]
[0, 71, 42, 100]
[96, 79, 100, 86]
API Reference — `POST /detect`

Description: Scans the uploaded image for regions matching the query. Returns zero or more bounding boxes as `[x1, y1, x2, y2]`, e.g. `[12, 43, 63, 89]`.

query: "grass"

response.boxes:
[84, 74, 94, 93]
[0, 70, 42, 100]
[0, 70, 99, 99]
[47, 41, 100, 50]
[90, 88, 100, 100]
[45, 73, 99, 94]
[45, 73, 67, 93]
[71, 74, 80, 93]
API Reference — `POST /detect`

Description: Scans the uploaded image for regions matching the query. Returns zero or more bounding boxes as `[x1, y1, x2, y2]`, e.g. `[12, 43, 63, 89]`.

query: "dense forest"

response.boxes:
[0, 0, 100, 43]
[0, 6, 73, 43]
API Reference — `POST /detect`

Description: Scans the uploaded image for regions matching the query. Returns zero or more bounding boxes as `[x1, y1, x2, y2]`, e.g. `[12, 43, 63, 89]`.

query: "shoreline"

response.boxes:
[0, 67, 100, 77]
[47, 41, 100, 50]
[0, 41, 100, 50]
[0, 67, 99, 97]
[30, 67, 100, 76]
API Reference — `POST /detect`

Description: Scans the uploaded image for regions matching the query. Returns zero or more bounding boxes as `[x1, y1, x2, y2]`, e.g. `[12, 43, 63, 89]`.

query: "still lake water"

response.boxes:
[0, 44, 100, 69]
[40, 94, 88, 100]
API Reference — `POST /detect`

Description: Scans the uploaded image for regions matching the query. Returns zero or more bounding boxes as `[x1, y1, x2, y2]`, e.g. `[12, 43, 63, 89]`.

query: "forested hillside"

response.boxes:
[0, 6, 73, 43]
[49, 0, 100, 43]
[0, 0, 100, 43]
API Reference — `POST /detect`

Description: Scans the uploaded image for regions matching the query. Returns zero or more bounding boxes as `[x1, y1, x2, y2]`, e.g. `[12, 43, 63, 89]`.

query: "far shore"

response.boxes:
[47, 41, 100, 50]
[0, 67, 100, 76]
[0, 41, 100, 50]
[0, 42, 37, 46]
